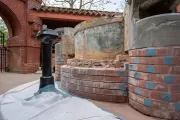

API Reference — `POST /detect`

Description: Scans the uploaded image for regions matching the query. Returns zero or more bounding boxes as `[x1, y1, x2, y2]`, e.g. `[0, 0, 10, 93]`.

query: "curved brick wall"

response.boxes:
[60, 65, 128, 102]
[129, 47, 180, 119]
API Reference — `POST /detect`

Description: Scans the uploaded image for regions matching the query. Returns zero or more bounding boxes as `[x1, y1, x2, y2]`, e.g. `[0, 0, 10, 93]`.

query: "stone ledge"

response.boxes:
[61, 65, 128, 76]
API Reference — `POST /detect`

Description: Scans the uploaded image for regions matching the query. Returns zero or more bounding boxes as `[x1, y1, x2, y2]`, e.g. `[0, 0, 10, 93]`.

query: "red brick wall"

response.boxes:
[60, 65, 128, 103]
[8, 47, 25, 72]
[0, 0, 42, 73]
[27, 0, 42, 8]
[26, 47, 40, 63]
[128, 46, 180, 119]
[177, 4, 180, 12]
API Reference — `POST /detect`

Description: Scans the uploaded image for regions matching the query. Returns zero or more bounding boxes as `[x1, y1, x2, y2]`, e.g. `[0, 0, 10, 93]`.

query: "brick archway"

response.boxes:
[0, 0, 42, 73]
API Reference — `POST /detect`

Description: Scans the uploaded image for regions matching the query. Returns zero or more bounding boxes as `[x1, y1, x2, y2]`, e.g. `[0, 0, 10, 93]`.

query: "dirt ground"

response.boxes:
[0, 73, 159, 120]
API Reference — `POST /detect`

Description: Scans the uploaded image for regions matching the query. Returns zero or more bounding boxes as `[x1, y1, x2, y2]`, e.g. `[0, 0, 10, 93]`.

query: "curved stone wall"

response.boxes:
[61, 65, 128, 102]
[129, 46, 180, 119]
[129, 13, 180, 50]
[74, 16, 124, 60]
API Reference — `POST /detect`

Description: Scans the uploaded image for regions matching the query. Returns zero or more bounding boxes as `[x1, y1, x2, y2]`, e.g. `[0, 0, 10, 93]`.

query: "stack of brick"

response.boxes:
[55, 27, 75, 81]
[55, 54, 68, 81]
[128, 47, 180, 119]
[61, 65, 128, 102]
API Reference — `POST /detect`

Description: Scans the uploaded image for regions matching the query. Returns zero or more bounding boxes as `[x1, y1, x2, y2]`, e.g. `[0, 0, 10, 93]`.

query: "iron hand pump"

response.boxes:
[36, 25, 59, 89]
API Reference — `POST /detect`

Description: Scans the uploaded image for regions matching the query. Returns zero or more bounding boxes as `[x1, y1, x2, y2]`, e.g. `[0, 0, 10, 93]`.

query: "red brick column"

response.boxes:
[6, 15, 41, 73]
[60, 65, 128, 103]
[177, 4, 180, 12]
[0, 0, 42, 73]
[128, 46, 180, 119]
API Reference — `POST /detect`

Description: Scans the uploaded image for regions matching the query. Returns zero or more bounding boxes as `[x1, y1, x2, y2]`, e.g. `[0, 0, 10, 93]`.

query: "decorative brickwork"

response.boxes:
[129, 46, 180, 119]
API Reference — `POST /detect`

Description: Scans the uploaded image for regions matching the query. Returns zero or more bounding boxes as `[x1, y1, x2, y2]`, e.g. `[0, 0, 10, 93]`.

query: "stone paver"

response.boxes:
[0, 73, 41, 94]
[90, 100, 159, 120]
[0, 73, 159, 120]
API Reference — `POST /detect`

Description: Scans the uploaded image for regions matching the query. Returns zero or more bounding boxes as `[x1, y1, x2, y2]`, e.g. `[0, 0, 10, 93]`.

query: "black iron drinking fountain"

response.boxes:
[36, 25, 59, 90]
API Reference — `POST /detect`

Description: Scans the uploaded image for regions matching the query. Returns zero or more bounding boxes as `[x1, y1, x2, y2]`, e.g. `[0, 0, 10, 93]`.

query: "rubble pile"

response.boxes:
[67, 54, 129, 68]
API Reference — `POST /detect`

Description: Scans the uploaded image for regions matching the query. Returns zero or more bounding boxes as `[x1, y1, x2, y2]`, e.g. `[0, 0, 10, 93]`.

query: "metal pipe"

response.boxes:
[36, 25, 59, 89]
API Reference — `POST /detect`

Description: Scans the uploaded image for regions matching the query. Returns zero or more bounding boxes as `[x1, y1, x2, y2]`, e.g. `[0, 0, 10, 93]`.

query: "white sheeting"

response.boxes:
[0, 80, 121, 120]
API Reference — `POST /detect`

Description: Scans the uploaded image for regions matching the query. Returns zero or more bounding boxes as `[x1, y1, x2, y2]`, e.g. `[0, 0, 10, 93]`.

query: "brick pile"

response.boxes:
[55, 28, 75, 81]
[55, 54, 68, 81]
[129, 46, 180, 119]
[60, 64, 128, 102]
[66, 54, 128, 68]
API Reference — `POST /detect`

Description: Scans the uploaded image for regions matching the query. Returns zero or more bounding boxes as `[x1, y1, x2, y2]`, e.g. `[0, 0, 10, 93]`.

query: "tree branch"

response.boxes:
[79, 0, 103, 9]
[42, 0, 51, 6]
[79, 0, 83, 9]
[43, 0, 119, 10]
[73, 0, 77, 4]
[88, 2, 93, 9]
[55, 0, 70, 4]
[69, 0, 75, 8]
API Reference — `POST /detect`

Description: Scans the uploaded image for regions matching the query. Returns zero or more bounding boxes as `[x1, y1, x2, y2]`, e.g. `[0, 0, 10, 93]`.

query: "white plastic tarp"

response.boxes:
[0, 80, 123, 120]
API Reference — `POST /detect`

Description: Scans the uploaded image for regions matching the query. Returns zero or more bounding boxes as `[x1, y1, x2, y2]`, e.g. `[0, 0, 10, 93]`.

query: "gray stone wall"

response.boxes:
[74, 16, 124, 60]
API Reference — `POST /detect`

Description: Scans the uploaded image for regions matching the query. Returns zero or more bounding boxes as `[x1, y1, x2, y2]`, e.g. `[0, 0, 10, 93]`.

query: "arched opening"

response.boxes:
[137, 0, 179, 19]
[0, 18, 8, 46]
[0, 0, 41, 73]
[0, 18, 8, 72]
[0, 1, 23, 72]
[0, 1, 22, 38]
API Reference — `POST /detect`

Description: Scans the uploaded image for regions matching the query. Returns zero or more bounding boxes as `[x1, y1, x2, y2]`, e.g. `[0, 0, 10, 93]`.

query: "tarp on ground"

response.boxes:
[0, 80, 123, 120]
